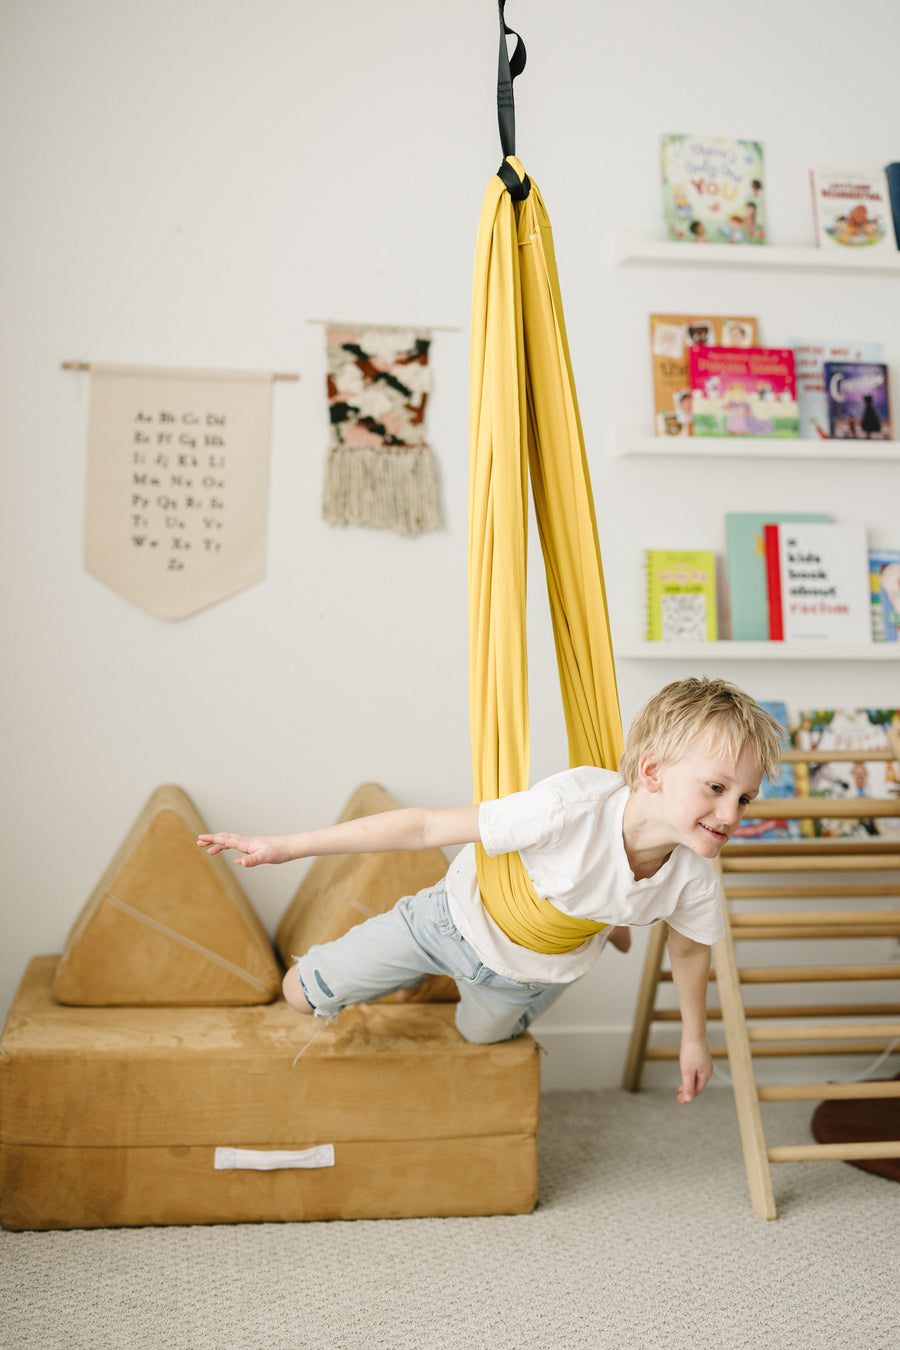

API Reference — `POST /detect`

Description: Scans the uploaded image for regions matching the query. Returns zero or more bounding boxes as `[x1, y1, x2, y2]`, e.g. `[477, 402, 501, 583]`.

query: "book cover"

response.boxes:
[725, 511, 830, 641]
[886, 163, 900, 247]
[823, 361, 892, 439]
[661, 135, 765, 244]
[732, 700, 801, 842]
[645, 549, 717, 642]
[790, 708, 900, 839]
[869, 548, 900, 642]
[650, 314, 758, 436]
[809, 167, 896, 252]
[764, 521, 871, 643]
[690, 346, 799, 438]
[790, 339, 883, 440]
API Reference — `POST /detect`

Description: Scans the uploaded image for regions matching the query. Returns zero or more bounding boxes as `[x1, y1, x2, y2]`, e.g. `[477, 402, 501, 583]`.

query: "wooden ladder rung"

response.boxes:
[779, 749, 897, 763]
[768, 1140, 900, 1164]
[723, 884, 900, 899]
[662, 964, 900, 983]
[747, 1021, 900, 1042]
[743, 798, 900, 819]
[643, 1041, 897, 1059]
[723, 839, 900, 857]
[654, 1002, 900, 1021]
[758, 1081, 900, 1102]
[731, 925, 900, 940]
[730, 910, 900, 927]
[721, 855, 900, 872]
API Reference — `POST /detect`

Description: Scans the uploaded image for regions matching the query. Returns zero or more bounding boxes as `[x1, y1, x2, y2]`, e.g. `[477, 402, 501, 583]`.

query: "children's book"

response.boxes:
[790, 708, 900, 839]
[658, 137, 766, 245]
[869, 548, 900, 641]
[764, 521, 871, 643]
[790, 340, 883, 440]
[725, 511, 830, 640]
[689, 347, 799, 438]
[809, 168, 896, 252]
[823, 361, 892, 440]
[661, 135, 765, 244]
[650, 314, 758, 436]
[732, 700, 801, 842]
[885, 163, 900, 246]
[645, 549, 717, 642]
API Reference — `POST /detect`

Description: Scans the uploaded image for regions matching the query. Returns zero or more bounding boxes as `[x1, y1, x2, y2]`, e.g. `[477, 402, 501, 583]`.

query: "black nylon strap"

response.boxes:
[497, 158, 531, 201]
[497, 0, 526, 160]
[496, 1, 530, 199]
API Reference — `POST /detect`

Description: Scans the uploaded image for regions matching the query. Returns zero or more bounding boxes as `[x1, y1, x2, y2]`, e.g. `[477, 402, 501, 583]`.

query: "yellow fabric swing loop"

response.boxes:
[468, 154, 624, 955]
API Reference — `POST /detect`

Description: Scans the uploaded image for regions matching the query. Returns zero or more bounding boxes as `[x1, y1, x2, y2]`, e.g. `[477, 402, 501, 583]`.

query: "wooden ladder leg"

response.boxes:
[622, 921, 669, 1092]
[714, 893, 777, 1220]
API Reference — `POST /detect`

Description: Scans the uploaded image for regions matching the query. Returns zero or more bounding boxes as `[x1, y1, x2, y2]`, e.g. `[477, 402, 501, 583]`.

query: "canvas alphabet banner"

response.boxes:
[322, 324, 442, 537]
[84, 364, 273, 619]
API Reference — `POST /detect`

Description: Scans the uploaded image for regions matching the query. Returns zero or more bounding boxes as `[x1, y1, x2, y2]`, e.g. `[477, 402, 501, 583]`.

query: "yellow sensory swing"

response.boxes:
[469, 2, 624, 954]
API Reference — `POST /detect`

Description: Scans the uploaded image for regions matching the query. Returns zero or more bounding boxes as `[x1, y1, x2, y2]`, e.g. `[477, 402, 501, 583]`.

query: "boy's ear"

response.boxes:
[637, 752, 664, 793]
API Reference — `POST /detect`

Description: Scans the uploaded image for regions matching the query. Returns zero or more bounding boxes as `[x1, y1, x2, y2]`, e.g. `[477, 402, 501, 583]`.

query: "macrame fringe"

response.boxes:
[323, 444, 443, 538]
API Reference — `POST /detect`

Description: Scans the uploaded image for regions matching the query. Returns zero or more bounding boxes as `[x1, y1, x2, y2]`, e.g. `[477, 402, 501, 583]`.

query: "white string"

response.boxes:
[307, 267, 461, 332]
[828, 1037, 900, 1084]
[75, 225, 184, 361]
[291, 1013, 339, 1067]
[711, 1039, 900, 1090]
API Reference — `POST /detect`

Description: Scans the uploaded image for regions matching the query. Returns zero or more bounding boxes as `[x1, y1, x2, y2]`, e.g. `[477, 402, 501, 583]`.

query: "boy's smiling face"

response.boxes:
[643, 742, 763, 859]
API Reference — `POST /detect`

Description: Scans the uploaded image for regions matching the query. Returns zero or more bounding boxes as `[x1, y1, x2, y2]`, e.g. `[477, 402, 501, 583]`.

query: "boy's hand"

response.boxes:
[677, 1036, 713, 1104]
[196, 833, 290, 867]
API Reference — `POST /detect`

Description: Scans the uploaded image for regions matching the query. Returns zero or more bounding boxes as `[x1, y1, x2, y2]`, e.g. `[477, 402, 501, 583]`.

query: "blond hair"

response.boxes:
[618, 677, 783, 788]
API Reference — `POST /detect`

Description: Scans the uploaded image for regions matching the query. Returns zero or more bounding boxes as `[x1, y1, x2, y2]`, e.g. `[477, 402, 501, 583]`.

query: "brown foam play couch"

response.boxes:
[0, 784, 541, 1230]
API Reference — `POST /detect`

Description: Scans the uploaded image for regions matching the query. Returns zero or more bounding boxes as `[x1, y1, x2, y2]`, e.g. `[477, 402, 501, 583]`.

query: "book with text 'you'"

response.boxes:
[824, 361, 892, 439]
[809, 167, 896, 252]
[650, 314, 758, 436]
[690, 346, 799, 437]
[869, 548, 900, 642]
[725, 511, 830, 640]
[645, 550, 717, 642]
[764, 521, 871, 643]
[661, 135, 765, 244]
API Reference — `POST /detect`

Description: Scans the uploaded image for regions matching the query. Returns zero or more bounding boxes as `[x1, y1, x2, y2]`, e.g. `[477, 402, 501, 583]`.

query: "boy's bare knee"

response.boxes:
[282, 967, 314, 1014]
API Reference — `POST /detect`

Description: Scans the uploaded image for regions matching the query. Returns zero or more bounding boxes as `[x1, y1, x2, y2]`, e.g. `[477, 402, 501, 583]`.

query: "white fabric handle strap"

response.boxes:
[214, 1146, 335, 1172]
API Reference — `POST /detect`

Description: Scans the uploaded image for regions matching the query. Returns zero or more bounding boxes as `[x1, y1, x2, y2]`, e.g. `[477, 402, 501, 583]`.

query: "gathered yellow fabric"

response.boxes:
[468, 156, 624, 955]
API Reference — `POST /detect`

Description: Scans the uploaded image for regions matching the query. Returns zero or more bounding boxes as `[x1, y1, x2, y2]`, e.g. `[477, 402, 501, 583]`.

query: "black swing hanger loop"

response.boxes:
[496, 0, 531, 201]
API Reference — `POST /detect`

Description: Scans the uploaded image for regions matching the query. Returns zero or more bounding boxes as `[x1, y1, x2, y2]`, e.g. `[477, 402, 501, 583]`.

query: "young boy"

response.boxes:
[198, 677, 782, 1104]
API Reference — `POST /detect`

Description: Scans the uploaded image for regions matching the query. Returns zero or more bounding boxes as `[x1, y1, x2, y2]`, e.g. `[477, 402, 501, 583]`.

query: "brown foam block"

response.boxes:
[811, 1074, 900, 1182]
[52, 784, 282, 1006]
[276, 782, 459, 1002]
[0, 956, 540, 1228]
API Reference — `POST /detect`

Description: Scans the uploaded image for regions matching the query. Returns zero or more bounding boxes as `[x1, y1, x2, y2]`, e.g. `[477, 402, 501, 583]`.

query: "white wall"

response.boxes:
[2, 0, 899, 1089]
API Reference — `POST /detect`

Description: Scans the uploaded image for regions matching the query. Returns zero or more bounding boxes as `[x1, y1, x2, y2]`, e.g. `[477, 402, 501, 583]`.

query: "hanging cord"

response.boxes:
[712, 1038, 900, 1088]
[495, 0, 531, 201]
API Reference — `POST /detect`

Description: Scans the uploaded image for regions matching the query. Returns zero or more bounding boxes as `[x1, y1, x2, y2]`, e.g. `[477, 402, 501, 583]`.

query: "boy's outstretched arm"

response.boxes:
[666, 927, 714, 1104]
[197, 804, 482, 868]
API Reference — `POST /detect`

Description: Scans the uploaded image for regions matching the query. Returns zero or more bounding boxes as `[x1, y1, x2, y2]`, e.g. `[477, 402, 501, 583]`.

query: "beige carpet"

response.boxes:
[1, 1086, 896, 1350]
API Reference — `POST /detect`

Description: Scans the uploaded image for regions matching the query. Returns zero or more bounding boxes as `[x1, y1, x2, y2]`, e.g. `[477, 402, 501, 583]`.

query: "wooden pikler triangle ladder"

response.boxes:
[622, 739, 900, 1219]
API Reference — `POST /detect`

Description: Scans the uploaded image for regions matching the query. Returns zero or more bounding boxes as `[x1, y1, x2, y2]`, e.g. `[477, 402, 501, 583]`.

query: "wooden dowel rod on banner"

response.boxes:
[306, 318, 462, 333]
[60, 362, 299, 381]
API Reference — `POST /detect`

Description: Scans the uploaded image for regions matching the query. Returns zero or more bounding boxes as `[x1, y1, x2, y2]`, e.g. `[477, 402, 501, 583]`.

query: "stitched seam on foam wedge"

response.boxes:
[104, 892, 273, 994]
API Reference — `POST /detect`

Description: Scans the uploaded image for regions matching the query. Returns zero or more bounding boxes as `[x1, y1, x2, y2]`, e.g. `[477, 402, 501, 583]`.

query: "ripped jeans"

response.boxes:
[290, 879, 570, 1044]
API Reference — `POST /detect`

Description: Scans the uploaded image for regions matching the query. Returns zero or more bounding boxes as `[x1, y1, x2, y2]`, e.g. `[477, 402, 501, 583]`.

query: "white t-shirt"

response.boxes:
[445, 766, 724, 984]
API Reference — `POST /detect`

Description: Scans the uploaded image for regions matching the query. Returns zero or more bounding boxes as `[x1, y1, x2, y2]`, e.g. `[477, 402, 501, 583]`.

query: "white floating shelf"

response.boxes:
[614, 233, 900, 273]
[615, 640, 900, 662]
[612, 423, 900, 461]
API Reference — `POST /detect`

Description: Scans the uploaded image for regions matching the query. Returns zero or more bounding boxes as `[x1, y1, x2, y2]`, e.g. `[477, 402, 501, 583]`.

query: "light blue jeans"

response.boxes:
[292, 879, 570, 1044]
